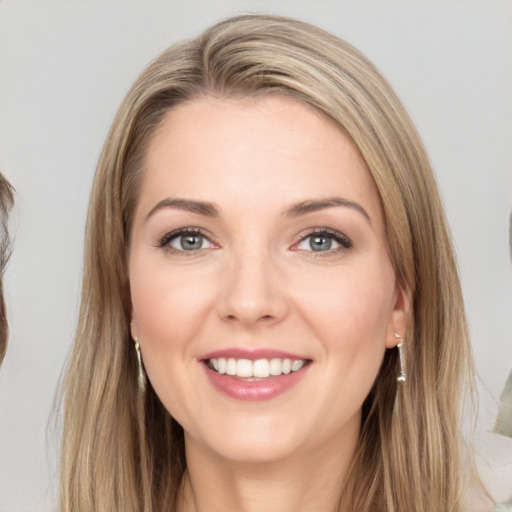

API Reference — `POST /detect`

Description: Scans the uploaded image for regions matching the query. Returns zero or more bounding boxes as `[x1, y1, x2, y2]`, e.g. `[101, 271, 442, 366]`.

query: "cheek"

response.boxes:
[294, 260, 395, 373]
[128, 262, 215, 418]
[129, 261, 214, 355]
[299, 264, 394, 334]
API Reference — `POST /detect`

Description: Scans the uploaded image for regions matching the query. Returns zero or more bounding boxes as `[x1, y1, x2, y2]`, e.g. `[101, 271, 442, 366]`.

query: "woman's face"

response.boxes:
[129, 96, 409, 464]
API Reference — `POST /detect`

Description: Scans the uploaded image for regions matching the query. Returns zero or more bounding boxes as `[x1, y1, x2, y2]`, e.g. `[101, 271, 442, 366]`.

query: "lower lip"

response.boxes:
[203, 365, 309, 401]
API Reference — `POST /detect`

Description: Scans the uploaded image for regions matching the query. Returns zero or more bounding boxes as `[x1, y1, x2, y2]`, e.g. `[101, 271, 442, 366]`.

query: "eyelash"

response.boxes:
[157, 227, 353, 255]
[158, 227, 214, 254]
[293, 228, 353, 255]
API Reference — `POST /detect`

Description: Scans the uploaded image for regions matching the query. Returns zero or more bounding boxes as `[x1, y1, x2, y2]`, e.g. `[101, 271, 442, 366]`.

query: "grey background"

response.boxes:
[1, 1, 511, 510]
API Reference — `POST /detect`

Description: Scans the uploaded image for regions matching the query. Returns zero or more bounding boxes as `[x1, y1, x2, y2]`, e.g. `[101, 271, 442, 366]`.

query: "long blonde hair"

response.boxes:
[60, 14, 475, 511]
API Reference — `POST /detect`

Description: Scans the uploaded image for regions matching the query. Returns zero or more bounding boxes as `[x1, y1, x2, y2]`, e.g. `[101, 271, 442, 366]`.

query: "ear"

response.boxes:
[385, 281, 412, 349]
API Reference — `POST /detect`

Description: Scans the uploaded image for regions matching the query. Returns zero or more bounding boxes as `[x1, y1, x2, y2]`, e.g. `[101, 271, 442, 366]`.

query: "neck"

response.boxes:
[177, 426, 358, 512]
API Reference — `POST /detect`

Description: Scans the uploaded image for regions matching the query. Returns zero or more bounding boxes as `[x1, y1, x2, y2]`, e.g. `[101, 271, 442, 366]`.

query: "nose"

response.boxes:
[217, 249, 289, 327]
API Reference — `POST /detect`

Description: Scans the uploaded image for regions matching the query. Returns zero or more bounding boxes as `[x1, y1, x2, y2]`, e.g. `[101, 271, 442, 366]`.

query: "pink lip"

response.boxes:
[199, 349, 311, 402]
[204, 368, 308, 401]
[199, 348, 308, 361]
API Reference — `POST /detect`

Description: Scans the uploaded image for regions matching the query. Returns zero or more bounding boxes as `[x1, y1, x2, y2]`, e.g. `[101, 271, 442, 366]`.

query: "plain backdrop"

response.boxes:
[1, 1, 511, 510]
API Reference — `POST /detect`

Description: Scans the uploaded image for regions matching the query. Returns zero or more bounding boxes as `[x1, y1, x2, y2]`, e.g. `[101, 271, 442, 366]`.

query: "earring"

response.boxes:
[133, 336, 146, 391]
[394, 332, 406, 383]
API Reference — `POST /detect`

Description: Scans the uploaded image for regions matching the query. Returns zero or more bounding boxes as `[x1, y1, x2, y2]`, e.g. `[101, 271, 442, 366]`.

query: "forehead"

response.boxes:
[140, 95, 383, 227]
[148, 95, 353, 165]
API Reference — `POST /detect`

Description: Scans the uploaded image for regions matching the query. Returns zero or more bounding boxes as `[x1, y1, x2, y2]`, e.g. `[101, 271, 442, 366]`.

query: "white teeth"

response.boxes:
[253, 359, 270, 378]
[236, 359, 253, 378]
[208, 357, 307, 378]
[226, 358, 237, 376]
[269, 358, 282, 376]
[291, 360, 304, 372]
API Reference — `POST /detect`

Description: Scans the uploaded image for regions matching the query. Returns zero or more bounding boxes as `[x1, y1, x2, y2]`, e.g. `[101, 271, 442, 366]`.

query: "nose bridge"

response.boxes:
[219, 241, 287, 326]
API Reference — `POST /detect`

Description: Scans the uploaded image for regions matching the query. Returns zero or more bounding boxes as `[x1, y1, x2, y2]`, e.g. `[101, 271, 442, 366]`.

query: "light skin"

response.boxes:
[129, 96, 410, 512]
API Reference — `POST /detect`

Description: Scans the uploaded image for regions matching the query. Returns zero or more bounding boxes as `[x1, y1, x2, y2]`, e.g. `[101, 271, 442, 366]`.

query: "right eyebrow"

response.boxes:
[144, 198, 220, 222]
[283, 197, 371, 224]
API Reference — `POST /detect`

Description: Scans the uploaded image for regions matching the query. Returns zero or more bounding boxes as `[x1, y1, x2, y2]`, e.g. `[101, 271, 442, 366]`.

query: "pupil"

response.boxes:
[181, 234, 202, 250]
[311, 235, 331, 251]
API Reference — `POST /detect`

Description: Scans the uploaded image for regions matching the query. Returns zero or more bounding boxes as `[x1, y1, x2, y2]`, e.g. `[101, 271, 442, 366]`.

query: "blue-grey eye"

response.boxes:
[297, 233, 341, 252]
[169, 232, 212, 251]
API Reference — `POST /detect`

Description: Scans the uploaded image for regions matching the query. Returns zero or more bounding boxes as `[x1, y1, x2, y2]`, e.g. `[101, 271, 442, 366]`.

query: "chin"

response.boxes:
[209, 436, 301, 465]
[184, 413, 310, 465]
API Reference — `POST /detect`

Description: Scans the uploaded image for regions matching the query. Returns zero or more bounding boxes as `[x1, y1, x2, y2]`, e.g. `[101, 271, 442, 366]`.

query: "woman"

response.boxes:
[0, 173, 14, 364]
[59, 14, 481, 512]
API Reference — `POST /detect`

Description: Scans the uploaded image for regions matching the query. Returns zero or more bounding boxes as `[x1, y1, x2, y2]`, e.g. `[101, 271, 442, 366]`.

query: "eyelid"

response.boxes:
[158, 227, 218, 252]
[156, 226, 352, 255]
[291, 228, 353, 253]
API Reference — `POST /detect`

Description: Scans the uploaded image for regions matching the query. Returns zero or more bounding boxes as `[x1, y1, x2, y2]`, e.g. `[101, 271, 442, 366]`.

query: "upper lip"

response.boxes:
[198, 348, 310, 361]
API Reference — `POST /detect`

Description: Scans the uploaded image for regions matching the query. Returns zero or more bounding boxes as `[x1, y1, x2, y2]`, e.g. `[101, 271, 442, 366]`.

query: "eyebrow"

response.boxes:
[145, 196, 371, 223]
[145, 198, 220, 221]
[283, 197, 371, 223]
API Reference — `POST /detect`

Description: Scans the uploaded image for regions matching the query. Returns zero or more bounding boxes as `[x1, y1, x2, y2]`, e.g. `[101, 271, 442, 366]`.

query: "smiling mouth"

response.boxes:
[206, 357, 310, 379]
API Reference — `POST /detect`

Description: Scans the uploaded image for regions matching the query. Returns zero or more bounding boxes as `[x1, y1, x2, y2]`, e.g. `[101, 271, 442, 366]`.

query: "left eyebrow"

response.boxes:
[283, 197, 371, 224]
[144, 198, 220, 222]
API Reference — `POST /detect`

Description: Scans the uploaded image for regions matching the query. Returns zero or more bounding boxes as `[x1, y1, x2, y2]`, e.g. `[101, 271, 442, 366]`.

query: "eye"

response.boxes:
[160, 229, 215, 252]
[299, 234, 338, 252]
[295, 229, 352, 253]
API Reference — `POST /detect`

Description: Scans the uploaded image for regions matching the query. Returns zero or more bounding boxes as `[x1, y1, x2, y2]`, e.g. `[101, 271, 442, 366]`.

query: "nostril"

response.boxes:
[217, 286, 289, 326]
[224, 312, 277, 323]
